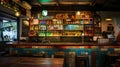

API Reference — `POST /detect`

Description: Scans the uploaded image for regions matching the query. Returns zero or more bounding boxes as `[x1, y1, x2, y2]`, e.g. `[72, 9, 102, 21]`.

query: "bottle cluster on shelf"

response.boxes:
[28, 11, 102, 43]
[29, 18, 95, 37]
[0, 0, 26, 15]
[28, 11, 102, 42]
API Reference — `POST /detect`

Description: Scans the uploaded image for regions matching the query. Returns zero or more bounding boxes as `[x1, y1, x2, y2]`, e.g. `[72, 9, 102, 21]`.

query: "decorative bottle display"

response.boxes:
[28, 11, 98, 42]
[0, 0, 27, 16]
[0, 0, 12, 9]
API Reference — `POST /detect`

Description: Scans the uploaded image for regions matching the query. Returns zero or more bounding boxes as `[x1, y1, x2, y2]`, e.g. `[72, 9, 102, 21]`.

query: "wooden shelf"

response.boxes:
[47, 24, 63, 25]
[63, 23, 84, 25]
[75, 18, 93, 20]
[12, 0, 26, 9]
[38, 30, 63, 31]
[28, 11, 102, 43]
[64, 30, 83, 31]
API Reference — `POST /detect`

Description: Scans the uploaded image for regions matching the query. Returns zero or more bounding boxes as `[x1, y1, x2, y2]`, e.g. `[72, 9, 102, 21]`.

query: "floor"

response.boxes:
[0, 57, 64, 67]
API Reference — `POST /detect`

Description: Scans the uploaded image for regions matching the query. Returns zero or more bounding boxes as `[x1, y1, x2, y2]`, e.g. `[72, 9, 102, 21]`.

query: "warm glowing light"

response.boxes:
[79, 46, 84, 48]
[66, 18, 71, 21]
[27, 18, 29, 20]
[15, 11, 20, 17]
[33, 19, 39, 24]
[76, 11, 80, 15]
[82, 33, 84, 36]
[23, 20, 29, 26]
[37, 13, 41, 18]
[31, 17, 34, 19]
[52, 18, 57, 21]
[105, 18, 112, 21]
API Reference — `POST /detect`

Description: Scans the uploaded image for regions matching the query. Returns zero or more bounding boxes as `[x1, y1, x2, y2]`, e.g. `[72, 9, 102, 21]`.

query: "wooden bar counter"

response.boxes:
[0, 57, 64, 67]
[5, 41, 120, 46]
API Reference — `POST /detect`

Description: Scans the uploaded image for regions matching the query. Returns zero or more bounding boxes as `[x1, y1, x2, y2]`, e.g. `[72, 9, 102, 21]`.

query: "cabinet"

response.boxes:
[29, 11, 101, 43]
[0, 0, 27, 16]
[63, 19, 83, 37]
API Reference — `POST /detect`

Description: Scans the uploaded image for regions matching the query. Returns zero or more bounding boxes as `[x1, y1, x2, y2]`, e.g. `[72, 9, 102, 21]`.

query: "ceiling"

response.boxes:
[23, 0, 120, 12]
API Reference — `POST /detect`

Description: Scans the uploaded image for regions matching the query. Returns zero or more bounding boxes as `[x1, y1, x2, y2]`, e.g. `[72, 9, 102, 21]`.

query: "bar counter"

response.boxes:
[0, 57, 64, 67]
[2, 41, 120, 67]
[5, 41, 120, 46]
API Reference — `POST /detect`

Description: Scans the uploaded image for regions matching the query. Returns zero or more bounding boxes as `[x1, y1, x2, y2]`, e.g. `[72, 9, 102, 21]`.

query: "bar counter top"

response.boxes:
[5, 41, 120, 46]
[0, 57, 64, 67]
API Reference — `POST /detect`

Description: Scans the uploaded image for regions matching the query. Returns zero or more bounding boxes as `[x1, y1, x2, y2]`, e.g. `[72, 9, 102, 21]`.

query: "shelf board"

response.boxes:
[49, 35, 62, 36]
[39, 24, 46, 25]
[64, 24, 94, 25]
[12, 0, 27, 9]
[45, 23, 93, 25]
[29, 35, 37, 37]
[94, 26, 101, 28]
[46, 24, 63, 25]
[84, 35, 93, 37]
[47, 30, 63, 31]
[84, 29, 93, 31]
[38, 30, 63, 31]
[29, 35, 94, 37]
[62, 35, 81, 37]
[84, 24, 93, 25]
[63, 24, 84, 25]
[94, 34, 101, 36]
[39, 35, 62, 36]
[75, 18, 93, 20]
[30, 24, 39, 25]
[64, 30, 83, 31]
[38, 29, 84, 31]
[38, 30, 46, 32]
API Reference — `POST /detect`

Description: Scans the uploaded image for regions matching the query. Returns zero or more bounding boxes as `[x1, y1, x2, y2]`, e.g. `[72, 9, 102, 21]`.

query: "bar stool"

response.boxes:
[105, 52, 119, 67]
[76, 55, 89, 67]
[114, 59, 120, 67]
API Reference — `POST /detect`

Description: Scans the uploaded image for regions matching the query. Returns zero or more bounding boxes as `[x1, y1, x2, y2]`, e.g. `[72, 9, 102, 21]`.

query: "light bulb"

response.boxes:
[76, 11, 80, 15]
[15, 11, 20, 17]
